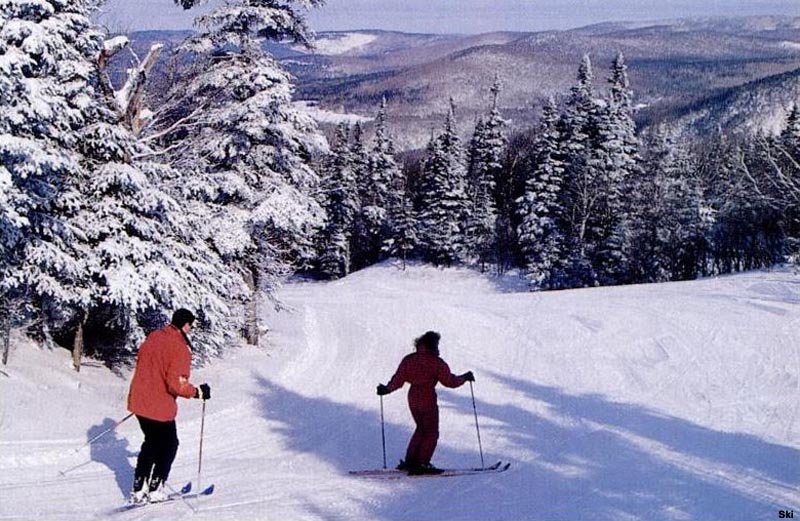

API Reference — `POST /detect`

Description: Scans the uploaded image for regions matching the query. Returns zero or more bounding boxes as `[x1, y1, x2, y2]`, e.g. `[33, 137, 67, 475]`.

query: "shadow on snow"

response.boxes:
[252, 373, 799, 521]
[87, 417, 135, 499]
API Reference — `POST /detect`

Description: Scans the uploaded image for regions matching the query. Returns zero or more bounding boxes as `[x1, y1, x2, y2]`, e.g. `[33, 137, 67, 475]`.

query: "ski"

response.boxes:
[182, 483, 216, 499]
[109, 482, 214, 514]
[349, 460, 510, 479]
[429, 462, 510, 478]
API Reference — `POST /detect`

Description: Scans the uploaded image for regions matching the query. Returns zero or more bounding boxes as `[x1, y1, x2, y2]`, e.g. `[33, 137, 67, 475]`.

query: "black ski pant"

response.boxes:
[133, 415, 179, 490]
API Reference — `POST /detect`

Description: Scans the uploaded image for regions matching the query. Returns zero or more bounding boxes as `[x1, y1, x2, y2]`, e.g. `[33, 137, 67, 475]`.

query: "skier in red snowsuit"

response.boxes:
[377, 331, 474, 475]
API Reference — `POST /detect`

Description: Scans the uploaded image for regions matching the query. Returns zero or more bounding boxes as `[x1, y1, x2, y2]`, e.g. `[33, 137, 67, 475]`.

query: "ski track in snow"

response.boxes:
[1, 264, 799, 520]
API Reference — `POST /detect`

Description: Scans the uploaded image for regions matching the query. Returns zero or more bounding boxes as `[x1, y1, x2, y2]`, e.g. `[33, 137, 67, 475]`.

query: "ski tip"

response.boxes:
[180, 482, 192, 494]
[201, 484, 215, 495]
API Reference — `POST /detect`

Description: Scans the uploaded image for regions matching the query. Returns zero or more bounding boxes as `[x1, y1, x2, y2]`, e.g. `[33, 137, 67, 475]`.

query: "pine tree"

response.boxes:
[149, 0, 326, 345]
[317, 123, 359, 278]
[0, 0, 84, 299]
[736, 130, 799, 271]
[780, 104, 800, 151]
[516, 97, 566, 288]
[777, 106, 800, 259]
[385, 183, 419, 270]
[1, 0, 238, 359]
[592, 52, 642, 285]
[631, 130, 713, 282]
[362, 98, 403, 263]
[349, 121, 373, 270]
[417, 102, 469, 266]
[465, 77, 506, 269]
[559, 54, 601, 286]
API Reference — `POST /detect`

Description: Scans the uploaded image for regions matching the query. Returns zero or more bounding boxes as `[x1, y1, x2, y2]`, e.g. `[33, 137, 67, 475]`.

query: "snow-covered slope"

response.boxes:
[1, 264, 799, 520]
[311, 33, 379, 56]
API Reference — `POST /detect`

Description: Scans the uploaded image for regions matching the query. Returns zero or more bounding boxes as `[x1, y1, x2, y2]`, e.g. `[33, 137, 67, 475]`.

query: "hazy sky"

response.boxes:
[97, 0, 800, 34]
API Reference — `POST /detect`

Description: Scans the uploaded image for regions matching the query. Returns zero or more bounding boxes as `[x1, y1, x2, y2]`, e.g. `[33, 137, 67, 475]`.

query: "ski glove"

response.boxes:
[195, 383, 211, 400]
[376, 384, 389, 396]
[462, 371, 475, 382]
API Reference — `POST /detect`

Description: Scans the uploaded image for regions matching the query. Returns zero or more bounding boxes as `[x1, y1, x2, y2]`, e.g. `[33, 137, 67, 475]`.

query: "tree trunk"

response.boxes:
[124, 44, 164, 135]
[72, 314, 86, 373]
[2, 300, 10, 366]
[243, 267, 259, 346]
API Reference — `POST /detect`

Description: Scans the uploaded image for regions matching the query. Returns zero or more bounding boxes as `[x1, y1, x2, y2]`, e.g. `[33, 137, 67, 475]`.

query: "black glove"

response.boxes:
[196, 383, 211, 400]
[376, 384, 389, 396]
[463, 371, 475, 382]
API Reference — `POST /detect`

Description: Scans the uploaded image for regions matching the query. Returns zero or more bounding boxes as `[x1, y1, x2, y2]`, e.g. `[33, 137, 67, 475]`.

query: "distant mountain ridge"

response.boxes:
[127, 16, 800, 148]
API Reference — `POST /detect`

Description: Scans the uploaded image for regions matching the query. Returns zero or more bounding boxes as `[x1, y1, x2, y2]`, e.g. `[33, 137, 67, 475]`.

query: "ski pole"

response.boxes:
[58, 459, 93, 477]
[469, 381, 485, 469]
[380, 395, 387, 469]
[74, 413, 134, 453]
[197, 399, 207, 495]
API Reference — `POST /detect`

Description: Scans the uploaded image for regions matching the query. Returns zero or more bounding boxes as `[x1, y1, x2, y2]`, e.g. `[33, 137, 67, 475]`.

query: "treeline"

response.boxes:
[3, 1, 797, 364]
[313, 55, 800, 287]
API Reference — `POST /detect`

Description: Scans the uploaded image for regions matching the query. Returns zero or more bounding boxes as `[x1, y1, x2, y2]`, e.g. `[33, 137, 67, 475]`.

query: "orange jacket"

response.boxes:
[386, 352, 466, 411]
[127, 324, 197, 422]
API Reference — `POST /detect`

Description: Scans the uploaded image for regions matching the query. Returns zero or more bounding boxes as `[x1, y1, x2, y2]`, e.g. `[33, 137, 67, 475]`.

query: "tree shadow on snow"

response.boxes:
[446, 372, 799, 521]
[252, 374, 799, 521]
[87, 418, 135, 499]
[252, 375, 477, 473]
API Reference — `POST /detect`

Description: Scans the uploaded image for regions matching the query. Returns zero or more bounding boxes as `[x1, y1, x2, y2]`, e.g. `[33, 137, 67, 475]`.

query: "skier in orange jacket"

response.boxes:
[377, 331, 474, 475]
[127, 309, 210, 504]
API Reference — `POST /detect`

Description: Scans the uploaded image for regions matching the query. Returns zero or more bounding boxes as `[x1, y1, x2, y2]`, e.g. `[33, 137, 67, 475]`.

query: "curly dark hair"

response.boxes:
[414, 331, 441, 355]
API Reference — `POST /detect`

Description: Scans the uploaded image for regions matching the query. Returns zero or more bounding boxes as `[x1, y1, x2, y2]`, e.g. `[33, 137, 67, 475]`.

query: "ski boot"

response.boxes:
[147, 477, 169, 503]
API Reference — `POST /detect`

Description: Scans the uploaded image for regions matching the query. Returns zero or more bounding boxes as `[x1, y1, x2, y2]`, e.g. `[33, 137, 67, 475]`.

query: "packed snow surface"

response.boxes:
[1, 263, 799, 520]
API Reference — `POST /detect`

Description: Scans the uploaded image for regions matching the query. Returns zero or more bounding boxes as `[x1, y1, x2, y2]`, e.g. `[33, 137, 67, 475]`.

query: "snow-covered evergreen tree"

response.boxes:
[361, 98, 403, 264]
[592, 52, 642, 285]
[631, 130, 713, 282]
[0, 0, 85, 303]
[349, 121, 373, 270]
[417, 102, 469, 266]
[559, 54, 602, 285]
[1, 0, 238, 359]
[317, 123, 359, 278]
[149, 0, 326, 345]
[516, 97, 566, 288]
[736, 131, 798, 270]
[465, 77, 506, 269]
[778, 107, 800, 239]
[781, 104, 800, 151]
[385, 183, 418, 269]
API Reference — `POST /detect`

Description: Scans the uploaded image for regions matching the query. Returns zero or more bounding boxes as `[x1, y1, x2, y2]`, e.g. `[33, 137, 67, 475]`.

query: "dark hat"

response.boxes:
[415, 331, 441, 355]
[171, 308, 196, 329]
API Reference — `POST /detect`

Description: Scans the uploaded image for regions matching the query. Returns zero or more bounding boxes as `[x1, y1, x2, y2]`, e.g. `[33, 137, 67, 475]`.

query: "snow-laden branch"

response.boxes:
[132, 141, 189, 160]
[738, 148, 778, 208]
[769, 142, 800, 204]
[740, 138, 800, 212]
[98, 35, 130, 69]
[140, 104, 210, 143]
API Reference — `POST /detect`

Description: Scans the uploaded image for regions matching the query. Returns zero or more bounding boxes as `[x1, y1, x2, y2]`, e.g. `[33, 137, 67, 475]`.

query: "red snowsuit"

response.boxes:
[128, 324, 197, 422]
[385, 352, 467, 466]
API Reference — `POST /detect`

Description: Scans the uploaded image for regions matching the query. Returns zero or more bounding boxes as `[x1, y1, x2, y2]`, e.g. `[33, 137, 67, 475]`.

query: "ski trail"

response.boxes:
[3, 266, 799, 521]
